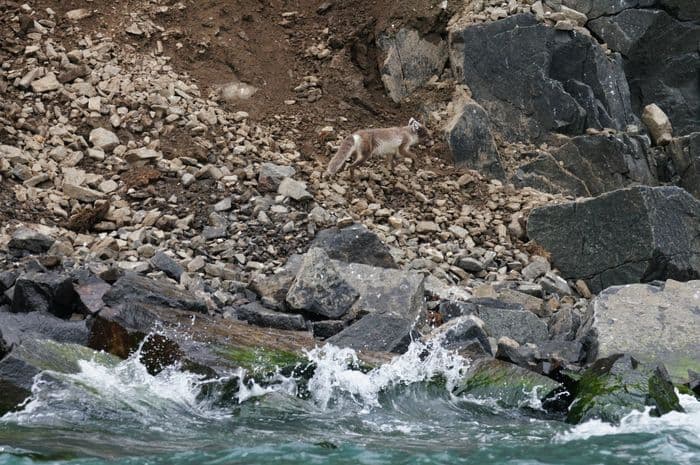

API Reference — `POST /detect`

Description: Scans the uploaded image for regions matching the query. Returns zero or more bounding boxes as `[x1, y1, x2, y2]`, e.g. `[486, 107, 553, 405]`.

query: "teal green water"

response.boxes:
[1, 344, 698, 465]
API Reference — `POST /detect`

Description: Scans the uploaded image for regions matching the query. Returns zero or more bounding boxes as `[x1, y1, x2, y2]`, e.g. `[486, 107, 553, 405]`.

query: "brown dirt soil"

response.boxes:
[29, 0, 450, 125]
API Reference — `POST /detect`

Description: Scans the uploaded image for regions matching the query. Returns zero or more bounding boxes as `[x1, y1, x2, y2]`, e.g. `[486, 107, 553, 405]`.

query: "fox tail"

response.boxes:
[324, 135, 357, 177]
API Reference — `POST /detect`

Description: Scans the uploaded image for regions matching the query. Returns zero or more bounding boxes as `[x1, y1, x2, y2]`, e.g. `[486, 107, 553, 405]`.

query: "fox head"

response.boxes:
[408, 117, 430, 140]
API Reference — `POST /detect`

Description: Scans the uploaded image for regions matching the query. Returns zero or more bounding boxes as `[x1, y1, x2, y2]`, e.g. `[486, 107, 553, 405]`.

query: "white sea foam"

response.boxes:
[554, 393, 700, 443]
[305, 341, 469, 410]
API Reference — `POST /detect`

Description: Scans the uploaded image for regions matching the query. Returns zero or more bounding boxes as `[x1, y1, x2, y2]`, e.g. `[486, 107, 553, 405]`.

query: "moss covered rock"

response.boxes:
[567, 354, 683, 424]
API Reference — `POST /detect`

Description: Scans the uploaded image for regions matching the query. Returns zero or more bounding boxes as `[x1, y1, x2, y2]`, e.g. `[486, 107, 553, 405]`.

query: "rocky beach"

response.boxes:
[0, 1, 699, 463]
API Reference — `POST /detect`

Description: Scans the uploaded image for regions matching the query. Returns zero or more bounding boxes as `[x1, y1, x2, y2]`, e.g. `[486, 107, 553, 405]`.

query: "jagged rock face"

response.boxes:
[378, 28, 448, 103]
[102, 272, 208, 313]
[578, 280, 700, 382]
[449, 14, 636, 143]
[516, 133, 658, 196]
[588, 8, 700, 136]
[527, 186, 700, 292]
[11, 272, 80, 318]
[666, 132, 700, 199]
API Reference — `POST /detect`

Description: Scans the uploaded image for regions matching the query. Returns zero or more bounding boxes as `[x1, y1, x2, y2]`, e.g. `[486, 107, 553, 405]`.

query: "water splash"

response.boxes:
[554, 393, 700, 443]
[305, 340, 469, 410]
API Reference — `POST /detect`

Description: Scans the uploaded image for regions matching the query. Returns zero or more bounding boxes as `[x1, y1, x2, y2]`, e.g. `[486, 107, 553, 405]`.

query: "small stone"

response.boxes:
[181, 173, 196, 187]
[214, 197, 232, 212]
[98, 180, 118, 194]
[278, 177, 312, 201]
[30, 73, 61, 93]
[522, 258, 550, 281]
[641, 103, 673, 146]
[89, 128, 119, 152]
[456, 256, 484, 273]
[416, 221, 440, 233]
[575, 279, 592, 299]
[63, 183, 105, 202]
[65, 8, 91, 20]
[540, 272, 572, 296]
[187, 256, 206, 272]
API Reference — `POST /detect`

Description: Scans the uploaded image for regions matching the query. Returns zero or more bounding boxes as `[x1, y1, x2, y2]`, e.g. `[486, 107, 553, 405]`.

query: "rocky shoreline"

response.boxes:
[1, 0, 699, 425]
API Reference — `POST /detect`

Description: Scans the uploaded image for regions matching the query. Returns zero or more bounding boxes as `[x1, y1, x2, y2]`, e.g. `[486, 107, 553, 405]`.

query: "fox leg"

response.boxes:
[348, 139, 372, 179]
[399, 142, 415, 162]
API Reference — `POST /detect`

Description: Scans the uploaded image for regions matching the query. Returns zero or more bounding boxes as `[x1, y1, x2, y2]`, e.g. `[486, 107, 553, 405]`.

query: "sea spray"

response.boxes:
[305, 340, 469, 410]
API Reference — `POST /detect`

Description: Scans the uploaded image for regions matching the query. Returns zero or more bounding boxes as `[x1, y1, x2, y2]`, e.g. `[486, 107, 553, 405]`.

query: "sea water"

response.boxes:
[1, 341, 698, 465]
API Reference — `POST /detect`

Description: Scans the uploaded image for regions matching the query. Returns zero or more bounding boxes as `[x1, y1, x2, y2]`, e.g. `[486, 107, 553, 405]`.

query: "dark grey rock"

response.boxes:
[8, 227, 54, 255]
[0, 270, 18, 293]
[515, 152, 590, 196]
[0, 311, 89, 346]
[311, 223, 397, 268]
[74, 273, 110, 315]
[439, 298, 549, 344]
[528, 186, 700, 292]
[590, 9, 700, 136]
[549, 305, 582, 341]
[455, 256, 484, 273]
[667, 132, 700, 199]
[539, 272, 573, 296]
[659, 0, 700, 21]
[449, 14, 636, 143]
[427, 314, 492, 356]
[311, 320, 345, 339]
[563, 0, 657, 19]
[378, 28, 448, 102]
[11, 272, 79, 318]
[326, 313, 418, 353]
[103, 272, 207, 313]
[286, 248, 359, 319]
[577, 279, 700, 382]
[202, 226, 228, 240]
[237, 302, 307, 331]
[0, 329, 8, 360]
[258, 163, 295, 192]
[445, 100, 505, 178]
[150, 251, 184, 281]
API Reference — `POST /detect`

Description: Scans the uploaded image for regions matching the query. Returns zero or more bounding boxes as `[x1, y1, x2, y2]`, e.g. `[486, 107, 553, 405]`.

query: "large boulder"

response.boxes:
[567, 354, 682, 424]
[286, 248, 359, 319]
[440, 299, 549, 344]
[102, 272, 208, 313]
[516, 133, 658, 196]
[578, 280, 700, 382]
[11, 271, 80, 318]
[527, 186, 700, 292]
[378, 28, 448, 103]
[589, 9, 700, 136]
[0, 311, 89, 346]
[8, 227, 54, 256]
[562, 0, 657, 19]
[666, 132, 700, 199]
[449, 14, 636, 143]
[324, 261, 425, 353]
[444, 99, 505, 179]
[310, 223, 397, 268]
[452, 358, 563, 410]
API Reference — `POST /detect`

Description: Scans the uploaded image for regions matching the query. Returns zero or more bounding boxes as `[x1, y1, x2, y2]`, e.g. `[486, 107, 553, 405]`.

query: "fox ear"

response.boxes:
[408, 117, 421, 130]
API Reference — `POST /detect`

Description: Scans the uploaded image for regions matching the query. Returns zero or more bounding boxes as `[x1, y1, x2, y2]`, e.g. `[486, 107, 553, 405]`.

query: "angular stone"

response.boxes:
[311, 320, 345, 339]
[150, 251, 184, 281]
[63, 183, 105, 202]
[310, 223, 397, 268]
[578, 280, 700, 382]
[539, 272, 573, 296]
[0, 310, 89, 346]
[102, 272, 207, 313]
[89, 128, 119, 152]
[258, 163, 296, 192]
[8, 227, 54, 255]
[30, 72, 61, 93]
[427, 314, 492, 356]
[124, 147, 162, 164]
[528, 186, 700, 292]
[286, 248, 359, 319]
[11, 272, 80, 319]
[440, 298, 549, 344]
[277, 177, 312, 201]
[65, 8, 92, 20]
[445, 100, 504, 179]
[236, 302, 307, 331]
[326, 313, 418, 353]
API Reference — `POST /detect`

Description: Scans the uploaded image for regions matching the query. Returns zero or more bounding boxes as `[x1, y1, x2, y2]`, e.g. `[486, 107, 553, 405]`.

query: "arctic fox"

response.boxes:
[324, 118, 429, 178]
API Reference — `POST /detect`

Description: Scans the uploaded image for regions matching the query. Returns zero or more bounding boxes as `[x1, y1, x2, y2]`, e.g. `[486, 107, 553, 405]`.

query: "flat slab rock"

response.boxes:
[528, 186, 700, 292]
[578, 279, 700, 382]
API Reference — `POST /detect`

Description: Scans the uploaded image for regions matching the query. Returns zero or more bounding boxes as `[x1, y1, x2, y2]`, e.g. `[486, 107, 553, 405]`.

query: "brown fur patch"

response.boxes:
[65, 201, 110, 232]
[525, 241, 552, 261]
[121, 167, 161, 190]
